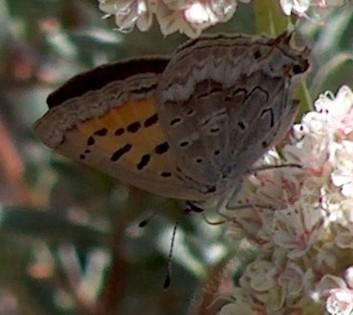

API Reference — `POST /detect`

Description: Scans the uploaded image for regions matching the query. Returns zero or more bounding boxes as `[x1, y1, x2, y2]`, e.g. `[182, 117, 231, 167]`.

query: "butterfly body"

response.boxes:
[34, 32, 309, 208]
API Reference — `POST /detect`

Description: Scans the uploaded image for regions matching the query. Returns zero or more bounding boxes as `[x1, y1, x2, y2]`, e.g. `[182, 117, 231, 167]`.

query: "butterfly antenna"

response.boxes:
[225, 203, 275, 211]
[138, 211, 158, 228]
[184, 201, 204, 214]
[163, 221, 179, 289]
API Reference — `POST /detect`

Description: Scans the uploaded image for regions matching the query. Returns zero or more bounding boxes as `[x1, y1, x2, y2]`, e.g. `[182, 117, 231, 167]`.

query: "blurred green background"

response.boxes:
[0, 1, 352, 314]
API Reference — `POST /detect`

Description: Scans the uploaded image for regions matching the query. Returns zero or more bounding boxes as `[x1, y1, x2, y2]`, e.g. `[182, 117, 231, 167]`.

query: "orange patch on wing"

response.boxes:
[75, 97, 173, 173]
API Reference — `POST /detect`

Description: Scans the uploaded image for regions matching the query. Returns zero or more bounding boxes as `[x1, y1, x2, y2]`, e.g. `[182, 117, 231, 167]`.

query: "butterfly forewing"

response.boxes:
[34, 58, 206, 201]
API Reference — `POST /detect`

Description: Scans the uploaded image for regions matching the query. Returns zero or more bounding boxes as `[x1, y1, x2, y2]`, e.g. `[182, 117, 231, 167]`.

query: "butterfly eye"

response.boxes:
[195, 157, 203, 164]
[292, 64, 303, 74]
[292, 59, 309, 75]
[179, 140, 190, 148]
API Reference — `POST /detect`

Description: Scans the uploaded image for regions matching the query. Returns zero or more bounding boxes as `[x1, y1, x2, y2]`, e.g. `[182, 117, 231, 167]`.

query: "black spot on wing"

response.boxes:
[127, 121, 141, 133]
[195, 157, 203, 164]
[144, 114, 158, 128]
[169, 117, 182, 127]
[254, 49, 262, 59]
[179, 141, 189, 148]
[94, 128, 108, 136]
[115, 128, 125, 136]
[137, 154, 151, 170]
[160, 172, 172, 178]
[87, 136, 95, 146]
[238, 121, 246, 130]
[110, 144, 132, 162]
[155, 142, 169, 154]
[260, 108, 274, 127]
[209, 126, 221, 135]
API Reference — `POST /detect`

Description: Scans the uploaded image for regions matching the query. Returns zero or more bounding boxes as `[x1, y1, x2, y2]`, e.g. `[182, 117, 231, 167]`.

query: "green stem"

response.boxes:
[255, 0, 290, 36]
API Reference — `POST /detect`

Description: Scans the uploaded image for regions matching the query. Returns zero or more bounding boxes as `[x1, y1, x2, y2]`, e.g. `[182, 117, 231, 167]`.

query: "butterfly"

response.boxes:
[34, 31, 309, 211]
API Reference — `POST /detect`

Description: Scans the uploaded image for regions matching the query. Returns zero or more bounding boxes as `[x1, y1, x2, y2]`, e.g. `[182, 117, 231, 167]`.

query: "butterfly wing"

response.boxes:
[157, 33, 309, 199]
[34, 58, 206, 201]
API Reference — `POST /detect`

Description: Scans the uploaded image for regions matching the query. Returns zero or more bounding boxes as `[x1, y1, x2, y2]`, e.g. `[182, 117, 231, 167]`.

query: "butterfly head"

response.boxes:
[256, 32, 310, 81]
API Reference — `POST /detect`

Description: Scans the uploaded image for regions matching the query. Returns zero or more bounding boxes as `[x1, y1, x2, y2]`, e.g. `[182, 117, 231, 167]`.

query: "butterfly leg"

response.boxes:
[248, 163, 302, 175]
[184, 201, 204, 214]
[225, 203, 275, 211]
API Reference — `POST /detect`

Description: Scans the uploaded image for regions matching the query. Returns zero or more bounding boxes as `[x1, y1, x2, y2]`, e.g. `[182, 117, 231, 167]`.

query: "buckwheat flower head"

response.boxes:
[280, 0, 334, 15]
[98, 0, 153, 32]
[218, 86, 353, 315]
[280, 0, 311, 15]
[97, 0, 251, 38]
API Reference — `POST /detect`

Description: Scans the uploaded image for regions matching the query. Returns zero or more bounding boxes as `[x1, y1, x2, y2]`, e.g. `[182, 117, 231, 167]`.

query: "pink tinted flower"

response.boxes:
[280, 0, 311, 15]
[97, 0, 251, 37]
[272, 203, 324, 259]
[314, 272, 353, 315]
[220, 86, 353, 315]
[279, 0, 339, 15]
[98, 0, 153, 32]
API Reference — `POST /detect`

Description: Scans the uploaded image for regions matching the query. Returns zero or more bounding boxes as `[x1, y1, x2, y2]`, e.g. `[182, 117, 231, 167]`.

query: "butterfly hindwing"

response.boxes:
[157, 33, 308, 198]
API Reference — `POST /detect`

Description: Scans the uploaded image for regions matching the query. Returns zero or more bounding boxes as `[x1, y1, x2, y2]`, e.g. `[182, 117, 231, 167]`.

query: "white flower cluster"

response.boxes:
[97, 0, 250, 38]
[97, 0, 342, 37]
[280, 0, 347, 15]
[218, 86, 353, 315]
[280, 0, 326, 15]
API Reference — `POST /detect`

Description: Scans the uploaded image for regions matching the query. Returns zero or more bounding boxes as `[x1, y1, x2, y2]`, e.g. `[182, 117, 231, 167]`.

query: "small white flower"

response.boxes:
[279, 0, 336, 15]
[334, 207, 353, 249]
[280, 0, 311, 15]
[217, 288, 259, 315]
[155, 2, 200, 37]
[272, 202, 324, 259]
[326, 290, 353, 315]
[241, 260, 277, 292]
[184, 2, 216, 26]
[331, 141, 353, 197]
[155, 0, 239, 37]
[98, 0, 153, 32]
[314, 86, 353, 138]
[345, 267, 353, 289]
[314, 274, 353, 315]
[278, 262, 305, 298]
